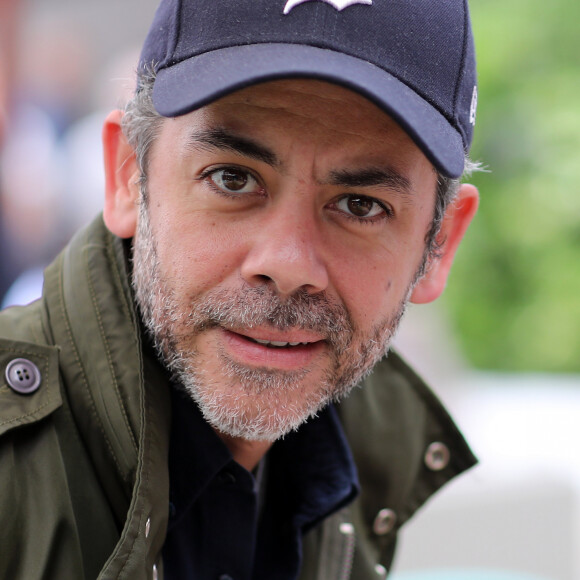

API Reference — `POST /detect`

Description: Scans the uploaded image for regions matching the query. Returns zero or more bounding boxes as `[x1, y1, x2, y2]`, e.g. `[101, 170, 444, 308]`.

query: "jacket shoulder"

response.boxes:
[0, 302, 87, 578]
[0, 275, 124, 578]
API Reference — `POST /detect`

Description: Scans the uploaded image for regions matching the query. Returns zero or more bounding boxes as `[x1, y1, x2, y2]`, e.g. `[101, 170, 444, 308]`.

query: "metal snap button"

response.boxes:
[424, 441, 451, 471]
[372, 508, 397, 536]
[5, 358, 42, 395]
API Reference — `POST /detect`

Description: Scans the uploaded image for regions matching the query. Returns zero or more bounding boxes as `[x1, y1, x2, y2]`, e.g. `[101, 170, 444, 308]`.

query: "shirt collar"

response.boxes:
[167, 383, 233, 529]
[272, 404, 360, 532]
[167, 382, 359, 533]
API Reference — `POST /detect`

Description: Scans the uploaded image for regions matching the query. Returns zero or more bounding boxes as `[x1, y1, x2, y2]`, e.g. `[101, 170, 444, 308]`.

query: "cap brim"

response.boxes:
[153, 43, 465, 178]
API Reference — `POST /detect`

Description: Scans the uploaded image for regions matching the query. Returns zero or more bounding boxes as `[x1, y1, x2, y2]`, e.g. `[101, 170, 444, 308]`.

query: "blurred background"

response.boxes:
[0, 0, 579, 578]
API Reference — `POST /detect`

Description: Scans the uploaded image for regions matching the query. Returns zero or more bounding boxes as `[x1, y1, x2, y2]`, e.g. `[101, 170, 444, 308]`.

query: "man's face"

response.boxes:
[131, 80, 439, 441]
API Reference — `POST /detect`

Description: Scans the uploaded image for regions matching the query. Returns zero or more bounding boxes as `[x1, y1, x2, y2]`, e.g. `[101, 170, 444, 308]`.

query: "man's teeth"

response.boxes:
[253, 338, 310, 347]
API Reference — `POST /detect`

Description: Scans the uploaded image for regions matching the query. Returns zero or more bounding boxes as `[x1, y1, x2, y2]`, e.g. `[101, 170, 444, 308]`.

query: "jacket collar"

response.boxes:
[42, 216, 171, 577]
[337, 352, 477, 535]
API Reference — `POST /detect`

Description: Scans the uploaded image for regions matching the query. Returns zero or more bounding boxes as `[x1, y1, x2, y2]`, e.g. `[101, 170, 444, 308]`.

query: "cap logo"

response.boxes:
[469, 85, 478, 126]
[283, 0, 372, 15]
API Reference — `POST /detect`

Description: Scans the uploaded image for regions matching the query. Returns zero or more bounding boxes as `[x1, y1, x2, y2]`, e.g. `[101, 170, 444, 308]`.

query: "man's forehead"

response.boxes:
[188, 79, 408, 138]
[158, 80, 437, 192]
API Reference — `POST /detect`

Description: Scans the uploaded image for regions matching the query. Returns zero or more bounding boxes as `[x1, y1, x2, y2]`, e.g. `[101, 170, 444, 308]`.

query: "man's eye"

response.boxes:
[335, 195, 388, 219]
[209, 168, 259, 194]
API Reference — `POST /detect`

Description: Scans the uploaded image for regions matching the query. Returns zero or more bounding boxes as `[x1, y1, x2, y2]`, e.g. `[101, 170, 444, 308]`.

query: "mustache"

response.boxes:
[182, 285, 355, 354]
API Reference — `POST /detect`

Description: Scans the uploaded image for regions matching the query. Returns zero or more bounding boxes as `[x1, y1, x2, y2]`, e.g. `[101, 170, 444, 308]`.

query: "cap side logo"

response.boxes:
[284, 0, 373, 15]
[469, 85, 478, 126]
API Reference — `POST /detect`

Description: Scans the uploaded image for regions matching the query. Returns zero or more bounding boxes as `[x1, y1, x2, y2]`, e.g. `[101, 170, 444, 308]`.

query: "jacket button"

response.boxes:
[372, 508, 397, 536]
[375, 564, 387, 578]
[424, 442, 451, 471]
[5, 358, 42, 394]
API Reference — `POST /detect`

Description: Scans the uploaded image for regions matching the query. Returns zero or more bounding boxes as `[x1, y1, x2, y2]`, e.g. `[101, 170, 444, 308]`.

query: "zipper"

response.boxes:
[316, 508, 356, 580]
[337, 521, 356, 580]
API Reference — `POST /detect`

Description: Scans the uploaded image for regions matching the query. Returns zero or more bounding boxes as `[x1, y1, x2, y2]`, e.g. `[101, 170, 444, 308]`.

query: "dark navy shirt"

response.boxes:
[163, 384, 359, 580]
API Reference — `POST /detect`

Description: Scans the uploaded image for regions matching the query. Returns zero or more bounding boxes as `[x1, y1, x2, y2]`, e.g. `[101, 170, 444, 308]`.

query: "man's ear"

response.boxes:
[102, 109, 141, 239]
[410, 183, 479, 304]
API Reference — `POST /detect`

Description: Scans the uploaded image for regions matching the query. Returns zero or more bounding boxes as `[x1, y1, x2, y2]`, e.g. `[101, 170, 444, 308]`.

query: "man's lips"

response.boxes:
[250, 338, 314, 347]
[229, 326, 326, 347]
[217, 327, 326, 369]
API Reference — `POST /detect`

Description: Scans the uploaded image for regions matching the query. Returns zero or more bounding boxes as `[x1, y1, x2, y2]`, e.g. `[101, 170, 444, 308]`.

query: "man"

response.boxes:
[0, 0, 480, 578]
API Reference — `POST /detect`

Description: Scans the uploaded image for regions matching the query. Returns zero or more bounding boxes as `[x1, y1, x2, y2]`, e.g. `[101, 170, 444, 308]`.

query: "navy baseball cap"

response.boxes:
[139, 0, 477, 178]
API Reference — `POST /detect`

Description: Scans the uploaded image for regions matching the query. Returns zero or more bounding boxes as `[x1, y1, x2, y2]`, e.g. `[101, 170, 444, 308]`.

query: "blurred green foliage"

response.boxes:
[444, 0, 580, 372]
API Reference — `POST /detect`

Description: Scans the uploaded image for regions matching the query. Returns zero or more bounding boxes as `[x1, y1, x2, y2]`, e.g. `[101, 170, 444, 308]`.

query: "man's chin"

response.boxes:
[187, 387, 323, 442]
[176, 364, 340, 442]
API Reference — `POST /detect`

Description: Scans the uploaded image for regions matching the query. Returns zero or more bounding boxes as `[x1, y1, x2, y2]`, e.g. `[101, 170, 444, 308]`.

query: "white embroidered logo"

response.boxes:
[284, 0, 373, 15]
[469, 85, 478, 126]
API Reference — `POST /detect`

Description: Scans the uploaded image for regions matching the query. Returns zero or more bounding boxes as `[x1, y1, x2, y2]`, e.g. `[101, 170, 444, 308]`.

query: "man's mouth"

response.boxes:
[218, 327, 326, 369]
[231, 327, 325, 349]
[249, 338, 314, 348]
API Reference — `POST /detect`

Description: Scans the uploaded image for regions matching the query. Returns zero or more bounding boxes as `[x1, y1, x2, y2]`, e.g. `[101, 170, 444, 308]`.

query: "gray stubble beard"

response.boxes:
[132, 189, 415, 442]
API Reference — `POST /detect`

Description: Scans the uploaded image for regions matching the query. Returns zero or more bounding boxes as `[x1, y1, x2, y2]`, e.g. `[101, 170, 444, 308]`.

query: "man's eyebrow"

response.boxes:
[327, 167, 412, 195]
[187, 128, 279, 167]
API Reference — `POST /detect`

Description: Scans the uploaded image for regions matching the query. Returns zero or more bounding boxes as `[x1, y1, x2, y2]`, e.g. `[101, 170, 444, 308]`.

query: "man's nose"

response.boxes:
[240, 203, 329, 298]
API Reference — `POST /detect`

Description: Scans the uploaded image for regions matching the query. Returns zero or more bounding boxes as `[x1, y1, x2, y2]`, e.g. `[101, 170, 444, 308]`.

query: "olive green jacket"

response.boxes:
[0, 217, 476, 580]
